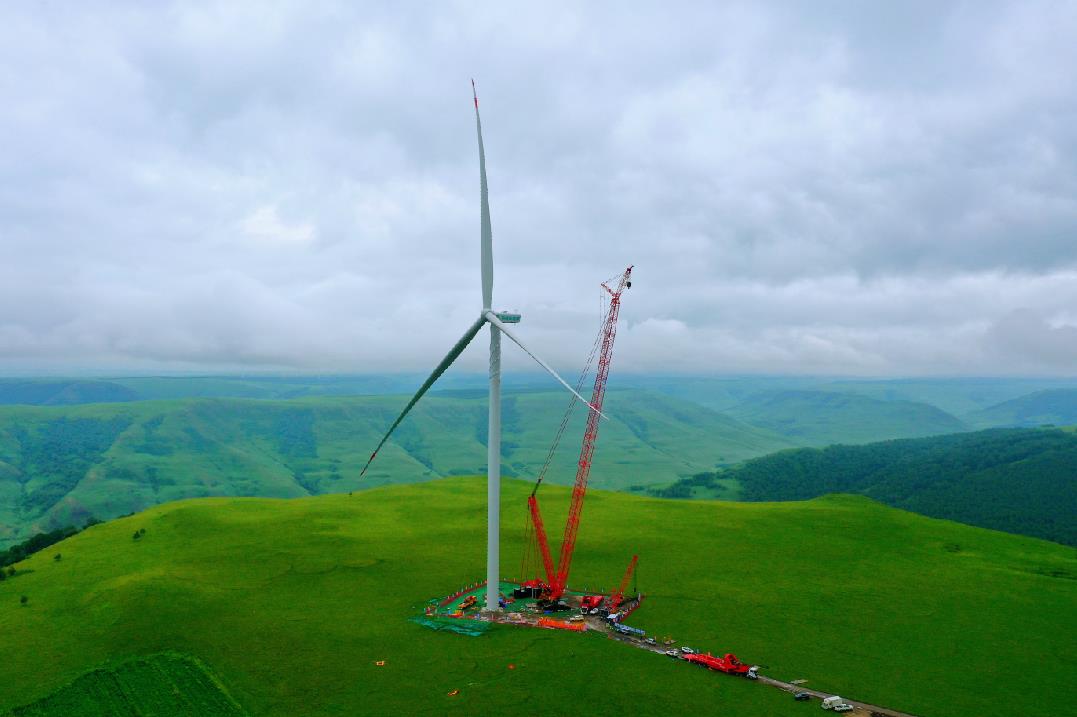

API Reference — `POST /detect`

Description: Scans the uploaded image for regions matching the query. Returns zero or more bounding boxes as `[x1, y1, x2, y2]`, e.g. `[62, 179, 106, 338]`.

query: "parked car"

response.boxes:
[794, 692, 811, 701]
[680, 646, 695, 654]
[664, 650, 680, 658]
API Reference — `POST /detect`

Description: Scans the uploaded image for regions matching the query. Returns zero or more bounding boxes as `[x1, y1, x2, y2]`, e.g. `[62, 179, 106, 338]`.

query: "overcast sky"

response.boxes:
[2, 1, 1075, 377]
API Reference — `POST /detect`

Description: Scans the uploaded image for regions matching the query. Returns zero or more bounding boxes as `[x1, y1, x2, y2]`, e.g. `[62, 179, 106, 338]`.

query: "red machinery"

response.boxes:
[608, 554, 638, 611]
[580, 595, 605, 612]
[524, 266, 633, 604]
[683, 652, 756, 677]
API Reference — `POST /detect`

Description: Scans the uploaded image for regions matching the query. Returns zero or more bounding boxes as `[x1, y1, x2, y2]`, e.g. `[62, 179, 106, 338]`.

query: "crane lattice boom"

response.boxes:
[609, 554, 638, 611]
[527, 266, 631, 602]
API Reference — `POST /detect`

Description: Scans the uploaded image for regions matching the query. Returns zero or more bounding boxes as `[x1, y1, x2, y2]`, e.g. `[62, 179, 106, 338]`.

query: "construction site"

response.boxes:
[412, 262, 771, 689]
[367, 90, 921, 717]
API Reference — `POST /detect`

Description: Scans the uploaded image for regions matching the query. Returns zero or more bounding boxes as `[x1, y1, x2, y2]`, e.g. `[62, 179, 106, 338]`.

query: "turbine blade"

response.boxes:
[485, 310, 607, 420]
[474, 79, 493, 310]
[360, 315, 488, 477]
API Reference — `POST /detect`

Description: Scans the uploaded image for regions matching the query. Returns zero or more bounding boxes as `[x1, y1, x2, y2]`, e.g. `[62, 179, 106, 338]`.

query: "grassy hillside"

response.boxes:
[6, 653, 246, 717]
[971, 388, 1077, 427]
[655, 428, 1077, 546]
[0, 391, 790, 546]
[0, 479, 1073, 716]
[725, 390, 968, 445]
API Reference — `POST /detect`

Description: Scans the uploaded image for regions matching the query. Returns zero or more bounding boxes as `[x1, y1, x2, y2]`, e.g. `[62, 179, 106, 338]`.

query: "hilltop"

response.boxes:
[653, 427, 1077, 546]
[0, 479, 1073, 716]
[0, 391, 791, 546]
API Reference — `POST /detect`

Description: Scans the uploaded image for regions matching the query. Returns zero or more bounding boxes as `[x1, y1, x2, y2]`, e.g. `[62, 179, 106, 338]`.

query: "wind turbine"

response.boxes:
[360, 82, 600, 611]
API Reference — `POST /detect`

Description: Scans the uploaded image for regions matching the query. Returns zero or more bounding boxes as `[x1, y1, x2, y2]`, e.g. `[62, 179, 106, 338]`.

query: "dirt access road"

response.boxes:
[594, 618, 921, 717]
[756, 675, 923, 717]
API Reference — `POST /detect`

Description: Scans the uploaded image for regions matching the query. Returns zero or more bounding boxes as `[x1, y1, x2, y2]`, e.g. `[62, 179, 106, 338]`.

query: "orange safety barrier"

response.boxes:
[537, 617, 586, 632]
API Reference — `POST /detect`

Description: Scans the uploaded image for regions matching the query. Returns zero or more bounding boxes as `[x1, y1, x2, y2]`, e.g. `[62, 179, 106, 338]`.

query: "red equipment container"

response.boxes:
[683, 652, 753, 676]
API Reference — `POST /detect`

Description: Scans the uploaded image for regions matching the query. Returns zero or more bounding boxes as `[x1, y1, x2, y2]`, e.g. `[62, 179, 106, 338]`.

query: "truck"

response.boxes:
[821, 696, 854, 712]
[682, 652, 758, 678]
[580, 595, 605, 614]
[613, 623, 646, 638]
[686, 654, 756, 678]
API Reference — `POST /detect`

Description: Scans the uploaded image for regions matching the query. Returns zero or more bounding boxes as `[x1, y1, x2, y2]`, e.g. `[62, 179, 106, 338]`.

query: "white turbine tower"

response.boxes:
[360, 82, 600, 611]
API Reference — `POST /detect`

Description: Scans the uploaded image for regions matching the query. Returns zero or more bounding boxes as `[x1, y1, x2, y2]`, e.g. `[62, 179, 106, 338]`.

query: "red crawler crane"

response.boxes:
[525, 266, 632, 603]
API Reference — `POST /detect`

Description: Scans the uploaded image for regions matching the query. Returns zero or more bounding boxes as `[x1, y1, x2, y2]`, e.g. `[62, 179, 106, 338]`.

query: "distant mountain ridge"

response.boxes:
[726, 389, 968, 445]
[972, 388, 1077, 427]
[0, 379, 139, 405]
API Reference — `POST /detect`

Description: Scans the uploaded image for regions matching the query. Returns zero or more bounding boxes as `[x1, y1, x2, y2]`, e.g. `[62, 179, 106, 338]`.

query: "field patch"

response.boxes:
[4, 653, 246, 717]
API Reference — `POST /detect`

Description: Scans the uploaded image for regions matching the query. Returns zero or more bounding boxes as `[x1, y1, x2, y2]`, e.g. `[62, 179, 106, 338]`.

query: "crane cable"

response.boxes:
[530, 287, 609, 496]
[521, 287, 608, 580]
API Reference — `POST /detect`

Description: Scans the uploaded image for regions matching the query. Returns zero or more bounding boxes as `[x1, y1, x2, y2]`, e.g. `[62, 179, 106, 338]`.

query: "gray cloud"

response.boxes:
[1, 1, 1075, 376]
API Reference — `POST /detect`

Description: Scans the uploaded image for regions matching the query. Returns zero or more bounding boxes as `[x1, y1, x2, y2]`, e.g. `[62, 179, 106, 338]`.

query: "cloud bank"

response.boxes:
[1, 1, 1075, 376]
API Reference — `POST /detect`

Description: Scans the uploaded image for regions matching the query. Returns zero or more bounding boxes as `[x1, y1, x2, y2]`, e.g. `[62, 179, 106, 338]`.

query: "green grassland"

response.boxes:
[0, 391, 792, 547]
[0, 478, 1074, 716]
[5, 653, 246, 717]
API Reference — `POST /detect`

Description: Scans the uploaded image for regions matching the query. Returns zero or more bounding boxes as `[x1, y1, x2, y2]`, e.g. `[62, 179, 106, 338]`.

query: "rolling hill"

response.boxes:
[0, 380, 140, 406]
[724, 390, 968, 445]
[0, 479, 1073, 716]
[653, 427, 1077, 546]
[819, 377, 1077, 416]
[0, 391, 791, 547]
[971, 388, 1077, 428]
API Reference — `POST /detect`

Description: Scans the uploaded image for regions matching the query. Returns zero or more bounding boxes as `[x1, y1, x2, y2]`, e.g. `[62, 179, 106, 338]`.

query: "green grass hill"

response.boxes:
[0, 478, 1073, 716]
[654, 427, 1077, 546]
[724, 390, 968, 445]
[0, 391, 791, 547]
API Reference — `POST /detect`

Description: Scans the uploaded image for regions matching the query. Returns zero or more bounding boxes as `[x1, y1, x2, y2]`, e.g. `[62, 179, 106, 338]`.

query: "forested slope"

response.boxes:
[653, 428, 1077, 546]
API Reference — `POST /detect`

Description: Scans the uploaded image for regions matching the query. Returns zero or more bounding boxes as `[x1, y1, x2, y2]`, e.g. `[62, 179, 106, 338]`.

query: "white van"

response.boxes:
[822, 696, 853, 712]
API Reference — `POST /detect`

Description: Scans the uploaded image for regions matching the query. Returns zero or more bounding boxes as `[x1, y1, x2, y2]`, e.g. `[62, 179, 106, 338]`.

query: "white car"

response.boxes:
[833, 706, 853, 713]
[680, 646, 695, 654]
[664, 650, 679, 658]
